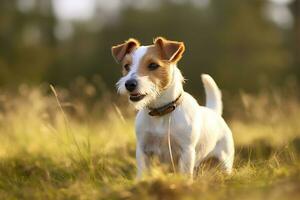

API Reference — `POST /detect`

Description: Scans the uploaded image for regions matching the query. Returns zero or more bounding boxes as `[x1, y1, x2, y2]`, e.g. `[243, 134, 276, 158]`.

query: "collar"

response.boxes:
[148, 93, 183, 117]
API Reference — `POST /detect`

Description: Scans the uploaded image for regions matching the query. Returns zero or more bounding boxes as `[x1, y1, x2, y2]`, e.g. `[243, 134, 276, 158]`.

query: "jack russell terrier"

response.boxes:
[111, 37, 234, 179]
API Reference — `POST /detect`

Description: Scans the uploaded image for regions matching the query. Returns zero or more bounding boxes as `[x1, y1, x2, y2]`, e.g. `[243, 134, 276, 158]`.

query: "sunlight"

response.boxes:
[52, 0, 96, 21]
[269, 0, 294, 4]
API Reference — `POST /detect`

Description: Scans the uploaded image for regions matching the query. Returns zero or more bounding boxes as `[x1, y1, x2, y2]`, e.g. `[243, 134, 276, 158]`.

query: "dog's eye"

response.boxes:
[123, 64, 130, 72]
[148, 63, 160, 71]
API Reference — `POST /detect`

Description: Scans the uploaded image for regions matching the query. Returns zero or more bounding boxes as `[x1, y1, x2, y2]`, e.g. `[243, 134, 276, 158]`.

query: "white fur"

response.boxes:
[116, 46, 161, 110]
[116, 46, 234, 179]
[201, 74, 223, 115]
[116, 46, 149, 95]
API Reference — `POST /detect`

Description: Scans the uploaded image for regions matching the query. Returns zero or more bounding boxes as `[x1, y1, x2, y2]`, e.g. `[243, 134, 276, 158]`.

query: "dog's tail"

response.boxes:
[201, 74, 223, 115]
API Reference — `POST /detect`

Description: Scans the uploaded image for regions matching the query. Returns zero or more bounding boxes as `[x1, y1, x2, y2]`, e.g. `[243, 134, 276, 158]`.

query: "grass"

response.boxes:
[0, 86, 300, 199]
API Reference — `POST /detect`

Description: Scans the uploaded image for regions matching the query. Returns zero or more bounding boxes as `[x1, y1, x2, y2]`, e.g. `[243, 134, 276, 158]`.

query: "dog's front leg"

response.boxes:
[136, 144, 149, 180]
[179, 146, 195, 178]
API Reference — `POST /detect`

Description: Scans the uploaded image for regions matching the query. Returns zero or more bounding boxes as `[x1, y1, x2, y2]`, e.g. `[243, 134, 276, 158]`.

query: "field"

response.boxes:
[0, 86, 300, 200]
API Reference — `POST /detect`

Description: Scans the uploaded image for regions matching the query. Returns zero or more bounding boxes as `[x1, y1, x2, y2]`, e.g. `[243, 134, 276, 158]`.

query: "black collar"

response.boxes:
[148, 94, 183, 116]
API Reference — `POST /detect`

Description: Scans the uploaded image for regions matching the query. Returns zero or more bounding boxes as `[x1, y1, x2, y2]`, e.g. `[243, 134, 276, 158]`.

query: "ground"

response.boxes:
[0, 88, 299, 200]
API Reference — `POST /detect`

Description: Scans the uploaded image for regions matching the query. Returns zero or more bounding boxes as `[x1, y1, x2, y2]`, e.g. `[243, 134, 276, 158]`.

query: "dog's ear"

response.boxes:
[111, 38, 140, 63]
[154, 37, 185, 63]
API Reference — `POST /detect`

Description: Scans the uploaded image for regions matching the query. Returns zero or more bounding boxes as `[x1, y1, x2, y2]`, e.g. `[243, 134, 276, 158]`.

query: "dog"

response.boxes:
[111, 37, 234, 179]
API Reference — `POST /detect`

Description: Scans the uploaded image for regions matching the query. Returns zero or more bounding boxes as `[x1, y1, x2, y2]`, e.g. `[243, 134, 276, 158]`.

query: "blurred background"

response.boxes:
[1, 0, 299, 92]
[1, 1, 300, 198]
[0, 0, 300, 118]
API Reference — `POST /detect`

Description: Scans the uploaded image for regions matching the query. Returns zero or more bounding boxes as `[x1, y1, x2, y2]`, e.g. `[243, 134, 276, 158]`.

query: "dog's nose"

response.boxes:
[125, 79, 137, 92]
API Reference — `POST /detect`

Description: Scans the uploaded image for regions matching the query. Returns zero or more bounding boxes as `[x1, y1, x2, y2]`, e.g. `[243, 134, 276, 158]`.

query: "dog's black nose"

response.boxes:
[125, 79, 137, 92]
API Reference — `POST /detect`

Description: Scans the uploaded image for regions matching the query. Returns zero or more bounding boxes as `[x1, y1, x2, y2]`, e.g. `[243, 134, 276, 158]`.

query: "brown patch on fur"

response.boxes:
[138, 45, 173, 90]
[121, 54, 132, 75]
[111, 38, 140, 63]
[112, 37, 185, 91]
[154, 37, 185, 63]
[137, 37, 185, 90]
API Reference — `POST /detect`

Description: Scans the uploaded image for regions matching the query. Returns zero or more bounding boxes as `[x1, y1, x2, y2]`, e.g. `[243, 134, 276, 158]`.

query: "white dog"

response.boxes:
[112, 37, 234, 179]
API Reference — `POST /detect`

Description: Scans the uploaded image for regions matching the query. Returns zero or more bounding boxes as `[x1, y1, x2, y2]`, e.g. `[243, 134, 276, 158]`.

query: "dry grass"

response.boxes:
[0, 85, 300, 199]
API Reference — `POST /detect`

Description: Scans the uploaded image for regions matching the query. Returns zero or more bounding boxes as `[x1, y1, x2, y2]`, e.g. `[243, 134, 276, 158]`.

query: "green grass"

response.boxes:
[0, 88, 300, 199]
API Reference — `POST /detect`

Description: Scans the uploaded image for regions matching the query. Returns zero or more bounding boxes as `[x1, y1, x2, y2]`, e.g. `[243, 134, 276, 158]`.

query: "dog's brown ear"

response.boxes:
[154, 37, 185, 63]
[111, 38, 140, 63]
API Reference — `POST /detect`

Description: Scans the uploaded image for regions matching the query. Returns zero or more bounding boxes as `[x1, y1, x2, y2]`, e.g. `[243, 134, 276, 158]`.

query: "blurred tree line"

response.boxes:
[0, 0, 299, 97]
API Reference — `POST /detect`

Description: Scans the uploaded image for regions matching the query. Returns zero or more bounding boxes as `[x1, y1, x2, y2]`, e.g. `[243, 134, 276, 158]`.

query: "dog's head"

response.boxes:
[112, 37, 185, 110]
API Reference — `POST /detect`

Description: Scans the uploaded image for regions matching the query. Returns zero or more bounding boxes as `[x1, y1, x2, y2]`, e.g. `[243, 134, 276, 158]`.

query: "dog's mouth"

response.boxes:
[129, 93, 146, 102]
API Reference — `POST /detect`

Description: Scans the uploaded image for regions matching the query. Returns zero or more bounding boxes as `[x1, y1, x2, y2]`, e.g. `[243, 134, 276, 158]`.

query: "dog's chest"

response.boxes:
[143, 132, 164, 155]
[140, 118, 182, 161]
[142, 132, 181, 162]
